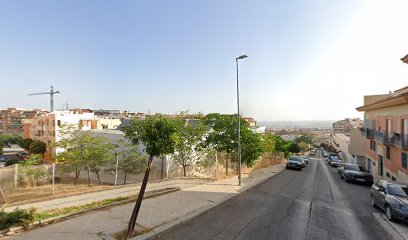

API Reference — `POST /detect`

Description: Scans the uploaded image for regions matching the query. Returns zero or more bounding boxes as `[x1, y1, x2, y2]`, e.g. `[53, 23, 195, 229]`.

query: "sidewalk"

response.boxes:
[3, 163, 285, 240]
[373, 213, 408, 240]
[2, 178, 212, 212]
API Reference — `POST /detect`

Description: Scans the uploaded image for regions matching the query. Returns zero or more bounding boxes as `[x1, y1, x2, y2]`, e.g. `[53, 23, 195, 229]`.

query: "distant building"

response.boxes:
[243, 117, 256, 127]
[0, 108, 48, 134]
[332, 118, 363, 134]
[356, 85, 408, 183]
[25, 109, 122, 157]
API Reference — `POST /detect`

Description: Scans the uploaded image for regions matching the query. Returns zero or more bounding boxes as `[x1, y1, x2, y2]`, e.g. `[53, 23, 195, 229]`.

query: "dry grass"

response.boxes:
[3, 183, 119, 204]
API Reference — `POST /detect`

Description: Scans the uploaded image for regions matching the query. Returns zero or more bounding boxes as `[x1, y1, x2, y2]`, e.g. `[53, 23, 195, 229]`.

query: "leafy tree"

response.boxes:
[57, 124, 113, 186]
[105, 141, 148, 185]
[0, 134, 23, 145]
[202, 113, 242, 175]
[173, 115, 206, 177]
[18, 138, 34, 151]
[29, 140, 47, 155]
[0, 141, 3, 155]
[262, 132, 276, 153]
[240, 128, 263, 167]
[18, 154, 46, 187]
[298, 141, 310, 152]
[288, 142, 301, 154]
[123, 115, 178, 235]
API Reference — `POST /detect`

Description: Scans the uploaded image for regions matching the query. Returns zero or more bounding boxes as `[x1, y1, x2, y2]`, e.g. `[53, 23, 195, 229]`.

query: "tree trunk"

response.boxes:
[225, 153, 229, 176]
[183, 164, 186, 177]
[86, 167, 91, 187]
[74, 168, 80, 185]
[127, 156, 154, 237]
[95, 170, 101, 185]
[161, 155, 164, 179]
[124, 172, 127, 185]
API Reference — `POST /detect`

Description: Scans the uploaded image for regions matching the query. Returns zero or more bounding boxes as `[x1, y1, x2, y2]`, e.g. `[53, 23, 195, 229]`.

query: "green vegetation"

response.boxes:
[5, 159, 20, 166]
[18, 138, 34, 151]
[173, 113, 207, 176]
[33, 196, 129, 221]
[0, 208, 35, 230]
[105, 141, 148, 184]
[0, 134, 23, 146]
[57, 124, 114, 186]
[123, 115, 179, 234]
[18, 154, 46, 187]
[28, 140, 47, 155]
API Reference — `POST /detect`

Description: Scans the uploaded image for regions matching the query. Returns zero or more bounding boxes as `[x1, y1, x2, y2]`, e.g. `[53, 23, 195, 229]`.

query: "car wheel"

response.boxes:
[286, 166, 288, 169]
[370, 195, 377, 208]
[340, 174, 344, 179]
[344, 176, 349, 183]
[386, 206, 396, 222]
[298, 168, 302, 171]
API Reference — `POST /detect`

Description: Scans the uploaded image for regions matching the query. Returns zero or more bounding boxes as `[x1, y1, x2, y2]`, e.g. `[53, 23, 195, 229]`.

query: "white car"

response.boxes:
[300, 156, 309, 164]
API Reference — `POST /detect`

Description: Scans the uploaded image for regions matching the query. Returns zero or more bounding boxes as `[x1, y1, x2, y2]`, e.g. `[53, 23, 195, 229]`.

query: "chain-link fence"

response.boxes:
[0, 151, 285, 205]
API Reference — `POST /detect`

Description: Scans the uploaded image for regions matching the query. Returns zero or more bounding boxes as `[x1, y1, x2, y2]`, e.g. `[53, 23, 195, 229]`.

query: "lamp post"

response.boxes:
[236, 54, 247, 186]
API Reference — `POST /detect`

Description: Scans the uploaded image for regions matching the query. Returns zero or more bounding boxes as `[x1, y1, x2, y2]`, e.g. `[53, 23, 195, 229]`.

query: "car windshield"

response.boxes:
[289, 157, 301, 162]
[388, 184, 408, 197]
[345, 165, 365, 171]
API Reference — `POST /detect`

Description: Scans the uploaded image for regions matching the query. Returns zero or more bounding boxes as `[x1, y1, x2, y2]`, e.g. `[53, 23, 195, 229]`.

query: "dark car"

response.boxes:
[371, 180, 408, 222]
[339, 164, 373, 185]
[330, 159, 342, 168]
[286, 157, 303, 171]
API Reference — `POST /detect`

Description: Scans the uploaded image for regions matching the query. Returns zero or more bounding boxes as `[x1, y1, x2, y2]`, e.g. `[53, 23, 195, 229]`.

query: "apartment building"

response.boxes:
[357, 86, 408, 182]
[332, 118, 363, 134]
[25, 109, 122, 156]
[0, 108, 47, 134]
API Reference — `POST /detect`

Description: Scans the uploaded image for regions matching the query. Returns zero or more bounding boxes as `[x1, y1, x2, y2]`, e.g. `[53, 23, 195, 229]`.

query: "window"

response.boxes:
[402, 153, 407, 170]
[57, 120, 61, 127]
[386, 146, 391, 160]
[370, 140, 376, 151]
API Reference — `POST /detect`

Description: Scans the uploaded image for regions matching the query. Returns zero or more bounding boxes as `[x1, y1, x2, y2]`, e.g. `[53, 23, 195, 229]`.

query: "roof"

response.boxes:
[402, 54, 408, 64]
[356, 89, 408, 112]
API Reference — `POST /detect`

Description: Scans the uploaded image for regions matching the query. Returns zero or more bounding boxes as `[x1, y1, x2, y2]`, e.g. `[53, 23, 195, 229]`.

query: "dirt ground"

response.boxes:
[1, 183, 120, 205]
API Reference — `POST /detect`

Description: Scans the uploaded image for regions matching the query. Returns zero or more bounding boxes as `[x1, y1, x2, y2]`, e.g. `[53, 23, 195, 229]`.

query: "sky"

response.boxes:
[0, 0, 407, 121]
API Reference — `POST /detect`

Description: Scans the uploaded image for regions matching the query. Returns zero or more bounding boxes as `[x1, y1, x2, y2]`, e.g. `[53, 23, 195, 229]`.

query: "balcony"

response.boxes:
[361, 128, 375, 139]
[394, 134, 408, 150]
[374, 131, 383, 142]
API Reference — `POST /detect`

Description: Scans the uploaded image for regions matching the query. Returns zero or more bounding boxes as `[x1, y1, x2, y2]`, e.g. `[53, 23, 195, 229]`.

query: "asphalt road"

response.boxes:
[158, 150, 388, 240]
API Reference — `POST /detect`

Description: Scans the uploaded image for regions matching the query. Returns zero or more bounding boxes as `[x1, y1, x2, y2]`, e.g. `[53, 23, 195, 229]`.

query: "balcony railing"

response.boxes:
[394, 134, 408, 150]
[361, 128, 375, 139]
[374, 131, 383, 142]
[383, 133, 394, 146]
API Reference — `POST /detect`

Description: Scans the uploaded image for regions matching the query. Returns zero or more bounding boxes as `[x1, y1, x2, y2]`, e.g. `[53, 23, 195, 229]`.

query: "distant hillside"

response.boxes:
[257, 121, 334, 129]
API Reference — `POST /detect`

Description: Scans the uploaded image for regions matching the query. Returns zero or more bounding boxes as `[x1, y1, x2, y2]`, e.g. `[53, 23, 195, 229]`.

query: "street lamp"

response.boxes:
[236, 54, 247, 186]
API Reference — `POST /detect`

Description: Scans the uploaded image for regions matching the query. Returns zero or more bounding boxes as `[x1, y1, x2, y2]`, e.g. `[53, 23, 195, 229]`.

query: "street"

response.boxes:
[158, 150, 387, 240]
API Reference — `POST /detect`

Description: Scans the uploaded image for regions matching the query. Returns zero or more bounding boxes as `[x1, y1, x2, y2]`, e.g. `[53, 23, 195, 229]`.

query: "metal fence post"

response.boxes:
[14, 164, 18, 189]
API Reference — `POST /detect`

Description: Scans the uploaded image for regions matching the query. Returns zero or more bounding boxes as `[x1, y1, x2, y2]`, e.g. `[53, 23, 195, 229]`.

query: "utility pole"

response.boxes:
[29, 86, 61, 112]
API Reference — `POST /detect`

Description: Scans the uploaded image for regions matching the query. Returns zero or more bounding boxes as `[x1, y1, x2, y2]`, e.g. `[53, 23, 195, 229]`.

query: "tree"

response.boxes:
[262, 132, 276, 153]
[18, 154, 46, 187]
[298, 141, 310, 152]
[0, 133, 23, 145]
[57, 124, 113, 186]
[0, 141, 3, 155]
[240, 128, 263, 167]
[18, 138, 34, 151]
[173, 115, 206, 177]
[29, 140, 47, 155]
[105, 141, 147, 185]
[123, 115, 178, 236]
[202, 114, 242, 175]
[288, 142, 301, 154]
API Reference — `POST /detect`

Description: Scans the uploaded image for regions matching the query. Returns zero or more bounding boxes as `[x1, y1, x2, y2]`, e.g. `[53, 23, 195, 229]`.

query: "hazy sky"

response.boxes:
[0, 0, 407, 121]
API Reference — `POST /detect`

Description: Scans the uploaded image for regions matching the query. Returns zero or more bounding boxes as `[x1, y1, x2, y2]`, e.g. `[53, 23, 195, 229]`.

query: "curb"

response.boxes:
[1, 187, 180, 238]
[372, 213, 406, 240]
[131, 165, 285, 240]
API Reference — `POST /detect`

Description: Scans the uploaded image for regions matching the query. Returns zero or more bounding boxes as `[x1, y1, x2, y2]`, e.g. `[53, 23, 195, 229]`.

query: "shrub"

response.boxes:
[0, 208, 35, 230]
[5, 159, 20, 167]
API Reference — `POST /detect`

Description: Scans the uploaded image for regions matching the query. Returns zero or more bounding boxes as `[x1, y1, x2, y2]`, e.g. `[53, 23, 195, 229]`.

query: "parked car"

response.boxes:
[330, 158, 342, 168]
[338, 164, 373, 185]
[328, 155, 339, 165]
[0, 156, 5, 162]
[323, 152, 329, 157]
[371, 180, 408, 222]
[286, 157, 303, 171]
[300, 156, 309, 164]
